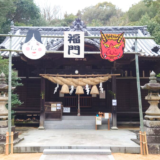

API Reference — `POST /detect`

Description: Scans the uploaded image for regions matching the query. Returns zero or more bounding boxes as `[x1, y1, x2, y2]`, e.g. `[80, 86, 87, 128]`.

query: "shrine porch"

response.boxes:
[14, 127, 140, 154]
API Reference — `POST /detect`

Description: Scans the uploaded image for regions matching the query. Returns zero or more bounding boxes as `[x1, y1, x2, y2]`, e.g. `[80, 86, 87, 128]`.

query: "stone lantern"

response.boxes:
[141, 71, 160, 154]
[0, 72, 15, 142]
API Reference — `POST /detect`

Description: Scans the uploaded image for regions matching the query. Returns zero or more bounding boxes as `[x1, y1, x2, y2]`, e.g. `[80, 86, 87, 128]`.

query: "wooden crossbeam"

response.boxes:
[40, 74, 120, 77]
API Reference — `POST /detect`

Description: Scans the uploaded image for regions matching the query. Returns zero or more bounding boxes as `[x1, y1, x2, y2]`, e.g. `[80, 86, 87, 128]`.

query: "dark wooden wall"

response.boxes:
[12, 55, 160, 122]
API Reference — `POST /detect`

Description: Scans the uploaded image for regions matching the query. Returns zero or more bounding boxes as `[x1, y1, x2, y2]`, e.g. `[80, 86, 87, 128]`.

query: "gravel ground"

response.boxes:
[0, 153, 160, 160]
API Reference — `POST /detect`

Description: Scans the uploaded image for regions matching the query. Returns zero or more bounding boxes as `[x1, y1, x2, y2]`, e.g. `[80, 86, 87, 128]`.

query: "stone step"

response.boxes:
[62, 116, 95, 120]
[39, 155, 115, 160]
[44, 117, 111, 129]
[43, 149, 111, 155]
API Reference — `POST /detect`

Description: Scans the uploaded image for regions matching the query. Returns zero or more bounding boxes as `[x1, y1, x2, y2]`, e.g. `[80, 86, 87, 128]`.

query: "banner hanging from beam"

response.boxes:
[100, 31, 125, 62]
[64, 31, 84, 58]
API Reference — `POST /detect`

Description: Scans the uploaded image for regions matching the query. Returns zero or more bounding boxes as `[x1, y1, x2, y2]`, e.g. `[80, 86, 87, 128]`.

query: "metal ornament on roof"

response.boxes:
[100, 31, 125, 62]
[22, 29, 46, 60]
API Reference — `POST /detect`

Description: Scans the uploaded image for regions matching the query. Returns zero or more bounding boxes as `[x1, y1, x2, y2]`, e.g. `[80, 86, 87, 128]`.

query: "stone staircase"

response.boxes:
[39, 148, 114, 160]
[44, 116, 111, 129]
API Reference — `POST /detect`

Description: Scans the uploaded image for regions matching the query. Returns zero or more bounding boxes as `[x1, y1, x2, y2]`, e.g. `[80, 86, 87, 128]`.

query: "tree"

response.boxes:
[49, 13, 77, 26]
[41, 3, 62, 24]
[81, 2, 124, 26]
[143, 0, 160, 23]
[0, 55, 23, 121]
[0, 0, 47, 43]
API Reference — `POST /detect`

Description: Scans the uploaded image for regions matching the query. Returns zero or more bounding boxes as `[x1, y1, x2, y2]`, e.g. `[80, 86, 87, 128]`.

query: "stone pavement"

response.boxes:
[14, 128, 140, 153]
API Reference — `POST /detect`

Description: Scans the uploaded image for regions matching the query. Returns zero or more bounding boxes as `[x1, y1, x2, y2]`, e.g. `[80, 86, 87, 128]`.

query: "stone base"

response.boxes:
[0, 127, 8, 135]
[0, 120, 8, 127]
[0, 126, 18, 142]
[144, 119, 160, 128]
[111, 126, 118, 130]
[38, 126, 45, 130]
[148, 144, 160, 154]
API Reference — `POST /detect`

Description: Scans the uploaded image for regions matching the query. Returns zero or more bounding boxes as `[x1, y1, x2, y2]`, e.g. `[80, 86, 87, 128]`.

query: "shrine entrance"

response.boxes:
[39, 74, 119, 121]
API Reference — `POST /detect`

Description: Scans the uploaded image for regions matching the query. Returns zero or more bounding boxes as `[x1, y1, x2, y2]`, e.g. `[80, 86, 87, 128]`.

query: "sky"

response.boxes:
[34, 0, 142, 17]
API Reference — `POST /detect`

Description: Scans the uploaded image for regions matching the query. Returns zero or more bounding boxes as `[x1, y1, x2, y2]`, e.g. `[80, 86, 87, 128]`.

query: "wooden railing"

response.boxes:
[64, 96, 92, 107]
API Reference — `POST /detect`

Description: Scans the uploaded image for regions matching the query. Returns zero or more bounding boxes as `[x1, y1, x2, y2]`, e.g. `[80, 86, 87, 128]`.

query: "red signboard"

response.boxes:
[100, 31, 125, 62]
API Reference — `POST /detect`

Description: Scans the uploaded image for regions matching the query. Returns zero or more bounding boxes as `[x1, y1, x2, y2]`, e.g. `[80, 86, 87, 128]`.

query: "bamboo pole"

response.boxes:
[144, 132, 148, 155]
[8, 35, 12, 154]
[142, 132, 146, 155]
[0, 34, 155, 39]
[139, 131, 143, 155]
[40, 74, 120, 77]
[0, 49, 143, 55]
[11, 132, 13, 154]
[5, 132, 9, 155]
[135, 38, 144, 133]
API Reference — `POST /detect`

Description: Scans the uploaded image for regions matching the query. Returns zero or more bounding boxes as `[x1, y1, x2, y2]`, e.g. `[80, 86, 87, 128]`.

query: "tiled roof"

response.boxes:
[0, 18, 160, 57]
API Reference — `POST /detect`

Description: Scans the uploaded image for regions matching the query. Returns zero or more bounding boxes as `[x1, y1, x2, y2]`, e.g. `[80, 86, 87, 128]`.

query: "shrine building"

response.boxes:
[0, 19, 160, 129]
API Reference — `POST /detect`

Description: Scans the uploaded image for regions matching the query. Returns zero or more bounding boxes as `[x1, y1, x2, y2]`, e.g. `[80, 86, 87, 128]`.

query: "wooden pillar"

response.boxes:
[38, 77, 45, 130]
[111, 76, 118, 130]
[77, 94, 80, 116]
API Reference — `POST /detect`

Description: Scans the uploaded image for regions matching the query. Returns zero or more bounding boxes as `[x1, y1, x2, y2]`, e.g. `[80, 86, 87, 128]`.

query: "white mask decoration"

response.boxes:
[22, 30, 46, 60]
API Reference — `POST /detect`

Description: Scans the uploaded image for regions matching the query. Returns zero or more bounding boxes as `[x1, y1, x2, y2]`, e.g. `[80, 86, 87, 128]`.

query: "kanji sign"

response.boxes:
[64, 32, 84, 58]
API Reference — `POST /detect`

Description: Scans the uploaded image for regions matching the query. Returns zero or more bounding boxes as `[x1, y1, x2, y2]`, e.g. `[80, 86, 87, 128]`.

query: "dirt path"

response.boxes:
[0, 153, 159, 160]
[0, 153, 42, 160]
[112, 153, 160, 160]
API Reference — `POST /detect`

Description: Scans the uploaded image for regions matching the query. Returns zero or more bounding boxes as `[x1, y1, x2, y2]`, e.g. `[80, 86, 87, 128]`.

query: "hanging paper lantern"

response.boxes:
[60, 84, 69, 94]
[90, 85, 99, 95]
[75, 86, 84, 95]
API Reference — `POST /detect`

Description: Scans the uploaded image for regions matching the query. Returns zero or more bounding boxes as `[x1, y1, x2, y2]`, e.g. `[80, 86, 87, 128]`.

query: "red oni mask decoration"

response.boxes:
[100, 31, 125, 62]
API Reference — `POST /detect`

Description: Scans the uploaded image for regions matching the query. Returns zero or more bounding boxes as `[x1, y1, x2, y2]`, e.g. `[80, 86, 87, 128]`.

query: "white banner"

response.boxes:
[96, 117, 102, 125]
[64, 32, 84, 58]
[63, 107, 70, 113]
[112, 99, 117, 106]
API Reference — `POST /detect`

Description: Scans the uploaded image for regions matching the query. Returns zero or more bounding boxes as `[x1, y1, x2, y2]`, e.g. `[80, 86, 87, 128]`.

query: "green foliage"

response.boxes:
[126, 1, 157, 22]
[81, 2, 124, 26]
[157, 73, 160, 77]
[0, 0, 47, 43]
[0, 55, 23, 118]
[108, 90, 116, 99]
[49, 13, 77, 26]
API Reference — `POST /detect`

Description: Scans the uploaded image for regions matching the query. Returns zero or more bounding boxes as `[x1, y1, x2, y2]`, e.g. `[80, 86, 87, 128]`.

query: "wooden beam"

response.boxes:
[38, 77, 45, 130]
[40, 74, 120, 77]
[111, 76, 118, 130]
